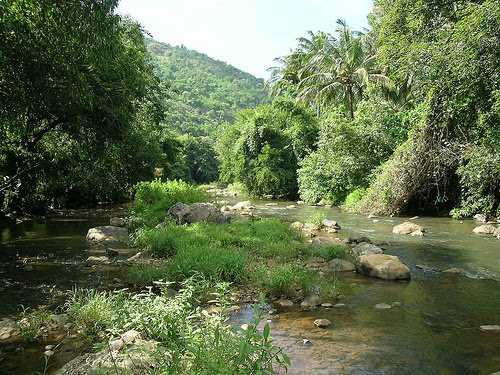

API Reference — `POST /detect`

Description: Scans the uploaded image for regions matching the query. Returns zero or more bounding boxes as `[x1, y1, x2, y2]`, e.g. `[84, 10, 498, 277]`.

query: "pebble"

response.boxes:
[375, 303, 392, 310]
[44, 350, 54, 357]
[303, 339, 312, 346]
[321, 303, 333, 308]
[277, 299, 294, 307]
[334, 303, 346, 308]
[313, 319, 332, 328]
[240, 324, 249, 331]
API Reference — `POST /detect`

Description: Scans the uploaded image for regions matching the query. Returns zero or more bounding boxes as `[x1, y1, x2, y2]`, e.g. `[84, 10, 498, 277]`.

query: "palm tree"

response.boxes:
[270, 19, 388, 119]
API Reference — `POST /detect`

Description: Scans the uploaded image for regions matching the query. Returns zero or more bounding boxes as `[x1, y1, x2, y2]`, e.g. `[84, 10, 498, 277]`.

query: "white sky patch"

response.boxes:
[117, 0, 373, 78]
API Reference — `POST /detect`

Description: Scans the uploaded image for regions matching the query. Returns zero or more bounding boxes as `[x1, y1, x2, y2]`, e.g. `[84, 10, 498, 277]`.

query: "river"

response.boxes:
[1, 201, 499, 374]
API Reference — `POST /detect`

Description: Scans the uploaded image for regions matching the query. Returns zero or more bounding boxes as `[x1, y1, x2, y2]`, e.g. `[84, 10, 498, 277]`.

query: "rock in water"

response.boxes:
[313, 319, 332, 328]
[473, 214, 488, 223]
[301, 295, 322, 308]
[356, 254, 411, 280]
[375, 303, 392, 310]
[167, 202, 229, 224]
[322, 219, 341, 230]
[351, 242, 384, 257]
[231, 201, 254, 210]
[472, 224, 497, 235]
[392, 222, 425, 236]
[86, 226, 128, 243]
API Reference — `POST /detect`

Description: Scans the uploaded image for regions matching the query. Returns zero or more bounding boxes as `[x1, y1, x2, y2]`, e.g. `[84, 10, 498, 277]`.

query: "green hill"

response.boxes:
[147, 39, 268, 136]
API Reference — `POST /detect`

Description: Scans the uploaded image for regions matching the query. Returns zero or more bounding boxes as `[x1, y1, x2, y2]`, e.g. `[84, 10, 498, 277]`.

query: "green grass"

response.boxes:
[306, 244, 346, 261]
[307, 211, 327, 226]
[65, 277, 289, 374]
[18, 307, 50, 342]
[132, 179, 208, 228]
[130, 217, 348, 300]
[251, 263, 314, 298]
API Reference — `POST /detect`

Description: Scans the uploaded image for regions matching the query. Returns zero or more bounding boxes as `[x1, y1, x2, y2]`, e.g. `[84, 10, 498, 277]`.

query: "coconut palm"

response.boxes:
[270, 19, 388, 119]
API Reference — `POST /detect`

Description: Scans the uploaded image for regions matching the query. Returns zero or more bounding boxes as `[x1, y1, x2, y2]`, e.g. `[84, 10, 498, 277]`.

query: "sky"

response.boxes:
[117, 0, 373, 79]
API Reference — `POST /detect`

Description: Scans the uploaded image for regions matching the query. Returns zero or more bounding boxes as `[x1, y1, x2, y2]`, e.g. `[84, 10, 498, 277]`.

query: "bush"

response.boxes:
[343, 188, 367, 211]
[453, 145, 500, 218]
[217, 99, 318, 198]
[298, 100, 407, 205]
[132, 179, 208, 227]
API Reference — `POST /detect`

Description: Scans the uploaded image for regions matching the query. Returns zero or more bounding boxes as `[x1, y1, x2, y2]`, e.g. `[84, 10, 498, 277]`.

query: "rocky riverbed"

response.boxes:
[1, 197, 500, 374]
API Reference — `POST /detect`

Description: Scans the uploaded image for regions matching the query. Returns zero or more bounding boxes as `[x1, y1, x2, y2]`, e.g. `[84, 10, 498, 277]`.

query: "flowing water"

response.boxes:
[1, 201, 499, 374]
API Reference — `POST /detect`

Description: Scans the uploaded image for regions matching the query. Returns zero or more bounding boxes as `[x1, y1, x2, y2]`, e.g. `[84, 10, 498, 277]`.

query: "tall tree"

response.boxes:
[0, 0, 161, 211]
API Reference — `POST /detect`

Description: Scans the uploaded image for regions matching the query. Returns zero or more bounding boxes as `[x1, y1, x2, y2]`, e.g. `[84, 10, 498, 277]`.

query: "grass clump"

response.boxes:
[307, 212, 327, 226]
[132, 179, 208, 227]
[18, 307, 50, 342]
[307, 244, 346, 261]
[65, 289, 119, 337]
[66, 276, 290, 374]
[252, 263, 314, 298]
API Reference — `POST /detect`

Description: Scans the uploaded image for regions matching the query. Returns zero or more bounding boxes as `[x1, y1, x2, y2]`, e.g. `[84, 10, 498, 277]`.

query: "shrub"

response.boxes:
[132, 179, 208, 227]
[453, 145, 500, 218]
[298, 100, 407, 204]
[217, 99, 318, 198]
[343, 188, 367, 211]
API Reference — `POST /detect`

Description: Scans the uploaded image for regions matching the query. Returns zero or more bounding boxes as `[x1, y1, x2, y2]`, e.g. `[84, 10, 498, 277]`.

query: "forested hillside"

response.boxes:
[147, 39, 268, 136]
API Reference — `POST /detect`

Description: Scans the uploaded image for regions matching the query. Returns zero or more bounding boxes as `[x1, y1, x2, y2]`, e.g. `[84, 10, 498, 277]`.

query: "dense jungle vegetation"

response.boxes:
[1, 0, 498, 219]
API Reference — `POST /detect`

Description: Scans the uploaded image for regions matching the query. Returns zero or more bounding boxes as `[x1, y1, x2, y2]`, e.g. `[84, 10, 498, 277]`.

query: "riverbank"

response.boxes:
[1, 183, 499, 374]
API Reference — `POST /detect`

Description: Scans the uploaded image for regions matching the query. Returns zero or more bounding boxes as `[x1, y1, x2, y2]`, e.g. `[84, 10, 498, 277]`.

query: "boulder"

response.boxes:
[231, 201, 254, 210]
[392, 222, 425, 236]
[0, 318, 21, 343]
[109, 217, 127, 227]
[356, 254, 411, 280]
[327, 259, 355, 272]
[473, 224, 497, 235]
[494, 227, 500, 239]
[300, 295, 322, 308]
[473, 214, 488, 223]
[86, 226, 128, 243]
[168, 202, 229, 224]
[56, 332, 157, 375]
[313, 319, 332, 328]
[322, 219, 341, 230]
[351, 242, 384, 257]
[276, 299, 294, 307]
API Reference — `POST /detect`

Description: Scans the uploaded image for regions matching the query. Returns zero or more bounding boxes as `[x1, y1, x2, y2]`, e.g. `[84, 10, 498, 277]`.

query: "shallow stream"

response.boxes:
[1, 201, 499, 374]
